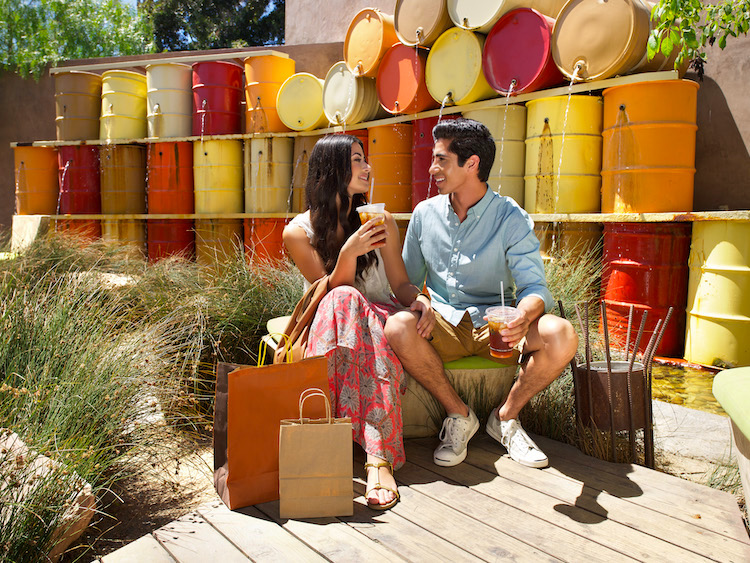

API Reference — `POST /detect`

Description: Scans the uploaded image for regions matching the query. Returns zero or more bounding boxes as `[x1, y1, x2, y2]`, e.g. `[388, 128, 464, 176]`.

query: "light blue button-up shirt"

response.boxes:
[402, 187, 554, 328]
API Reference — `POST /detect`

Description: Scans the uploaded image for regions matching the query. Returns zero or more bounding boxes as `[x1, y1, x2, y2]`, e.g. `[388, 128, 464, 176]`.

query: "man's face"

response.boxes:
[429, 139, 471, 195]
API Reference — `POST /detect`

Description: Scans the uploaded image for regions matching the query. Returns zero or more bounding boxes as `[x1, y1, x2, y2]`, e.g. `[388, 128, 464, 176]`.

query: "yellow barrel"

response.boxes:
[101, 219, 146, 257]
[368, 123, 413, 212]
[146, 63, 192, 138]
[394, 0, 453, 47]
[463, 106, 526, 205]
[244, 137, 294, 213]
[100, 70, 148, 140]
[534, 222, 602, 260]
[601, 80, 698, 213]
[322, 61, 385, 127]
[524, 95, 602, 213]
[193, 140, 244, 214]
[447, 0, 567, 33]
[552, 0, 651, 81]
[344, 8, 399, 78]
[244, 54, 295, 133]
[425, 27, 496, 106]
[195, 219, 244, 265]
[14, 146, 59, 215]
[291, 135, 322, 212]
[99, 145, 146, 214]
[276, 73, 327, 131]
[54, 71, 102, 141]
[686, 221, 750, 368]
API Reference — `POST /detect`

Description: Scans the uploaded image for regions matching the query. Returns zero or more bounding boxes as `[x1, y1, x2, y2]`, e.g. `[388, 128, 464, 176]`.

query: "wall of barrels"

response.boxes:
[11, 0, 749, 366]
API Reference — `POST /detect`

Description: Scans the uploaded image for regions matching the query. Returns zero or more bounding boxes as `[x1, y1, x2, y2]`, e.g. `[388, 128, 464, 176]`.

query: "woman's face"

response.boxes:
[346, 142, 371, 197]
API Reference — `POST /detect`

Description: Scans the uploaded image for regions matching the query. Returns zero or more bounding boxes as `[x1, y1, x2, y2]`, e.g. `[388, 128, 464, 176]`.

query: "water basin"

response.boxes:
[651, 362, 725, 416]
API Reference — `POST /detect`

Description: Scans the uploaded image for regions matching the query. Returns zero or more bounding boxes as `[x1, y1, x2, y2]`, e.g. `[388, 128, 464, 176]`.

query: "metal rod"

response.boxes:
[644, 307, 672, 469]
[641, 320, 662, 469]
[574, 304, 589, 427]
[584, 305, 594, 428]
[600, 301, 616, 463]
[559, 300, 578, 375]
[625, 304, 634, 362]
[562, 300, 583, 431]
[626, 311, 647, 461]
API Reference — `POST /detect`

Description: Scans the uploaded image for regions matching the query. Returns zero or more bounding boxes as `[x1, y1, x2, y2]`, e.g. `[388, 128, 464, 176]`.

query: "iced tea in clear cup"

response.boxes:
[486, 306, 520, 358]
[356, 202, 386, 226]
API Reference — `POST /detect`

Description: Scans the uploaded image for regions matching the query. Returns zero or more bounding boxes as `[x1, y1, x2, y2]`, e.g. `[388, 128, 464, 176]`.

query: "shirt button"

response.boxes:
[451, 293, 456, 297]
[453, 247, 458, 252]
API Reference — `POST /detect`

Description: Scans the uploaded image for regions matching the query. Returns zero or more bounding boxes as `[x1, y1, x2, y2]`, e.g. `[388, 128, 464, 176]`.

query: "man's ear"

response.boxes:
[466, 154, 480, 175]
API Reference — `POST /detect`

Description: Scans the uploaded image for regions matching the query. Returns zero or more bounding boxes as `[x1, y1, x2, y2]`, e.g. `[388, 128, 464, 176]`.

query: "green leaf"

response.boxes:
[719, 34, 727, 48]
[647, 33, 659, 59]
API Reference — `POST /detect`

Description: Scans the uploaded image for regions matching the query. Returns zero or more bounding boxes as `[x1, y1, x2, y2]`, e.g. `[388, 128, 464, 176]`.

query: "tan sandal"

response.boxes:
[364, 461, 400, 511]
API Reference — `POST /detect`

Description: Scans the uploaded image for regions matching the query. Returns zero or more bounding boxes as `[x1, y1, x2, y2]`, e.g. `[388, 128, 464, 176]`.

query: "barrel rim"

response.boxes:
[602, 78, 700, 97]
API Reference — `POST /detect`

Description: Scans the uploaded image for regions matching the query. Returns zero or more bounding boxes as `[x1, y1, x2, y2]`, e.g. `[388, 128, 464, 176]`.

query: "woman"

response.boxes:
[283, 134, 434, 510]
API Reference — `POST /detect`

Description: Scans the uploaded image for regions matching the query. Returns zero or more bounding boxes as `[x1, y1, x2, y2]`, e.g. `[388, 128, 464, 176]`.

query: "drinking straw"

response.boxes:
[500, 281, 505, 308]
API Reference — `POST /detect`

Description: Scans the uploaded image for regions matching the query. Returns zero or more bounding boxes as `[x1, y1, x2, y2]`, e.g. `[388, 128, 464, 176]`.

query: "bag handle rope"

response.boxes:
[298, 388, 332, 424]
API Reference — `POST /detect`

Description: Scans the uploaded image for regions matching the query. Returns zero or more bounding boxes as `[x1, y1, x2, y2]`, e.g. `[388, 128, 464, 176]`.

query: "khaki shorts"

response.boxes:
[430, 311, 521, 366]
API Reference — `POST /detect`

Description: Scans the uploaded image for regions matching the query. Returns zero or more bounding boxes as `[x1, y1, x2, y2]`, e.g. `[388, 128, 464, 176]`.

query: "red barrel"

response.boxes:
[337, 129, 369, 160]
[147, 219, 195, 262]
[244, 218, 287, 264]
[412, 115, 458, 209]
[192, 61, 243, 136]
[376, 44, 437, 115]
[57, 146, 101, 239]
[601, 222, 691, 357]
[483, 8, 564, 95]
[147, 142, 194, 214]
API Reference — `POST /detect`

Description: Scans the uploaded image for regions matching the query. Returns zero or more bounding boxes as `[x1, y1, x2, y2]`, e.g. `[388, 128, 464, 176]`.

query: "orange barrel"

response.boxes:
[601, 222, 691, 357]
[100, 70, 148, 140]
[193, 140, 244, 214]
[534, 222, 602, 259]
[192, 61, 243, 136]
[345, 130, 369, 160]
[57, 145, 101, 239]
[99, 145, 146, 214]
[368, 123, 413, 212]
[147, 142, 194, 214]
[463, 106, 526, 205]
[483, 8, 564, 95]
[395, 0, 453, 47]
[447, 0, 567, 33]
[195, 219, 244, 265]
[54, 71, 102, 141]
[323, 62, 385, 127]
[101, 219, 146, 256]
[244, 137, 294, 213]
[376, 43, 437, 115]
[277, 73, 327, 131]
[14, 146, 59, 214]
[685, 221, 750, 367]
[524, 95, 602, 213]
[552, 0, 651, 82]
[291, 135, 322, 212]
[244, 218, 287, 264]
[244, 54, 295, 133]
[601, 80, 698, 213]
[146, 63, 192, 138]
[425, 28, 497, 106]
[147, 220, 195, 262]
[411, 115, 459, 209]
[344, 8, 399, 78]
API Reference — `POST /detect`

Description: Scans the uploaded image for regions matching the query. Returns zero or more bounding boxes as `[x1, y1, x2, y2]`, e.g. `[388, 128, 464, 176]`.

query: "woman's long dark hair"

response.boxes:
[305, 134, 378, 279]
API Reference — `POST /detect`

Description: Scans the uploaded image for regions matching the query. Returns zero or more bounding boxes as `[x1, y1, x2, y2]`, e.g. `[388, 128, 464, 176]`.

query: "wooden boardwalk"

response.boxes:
[101, 435, 750, 562]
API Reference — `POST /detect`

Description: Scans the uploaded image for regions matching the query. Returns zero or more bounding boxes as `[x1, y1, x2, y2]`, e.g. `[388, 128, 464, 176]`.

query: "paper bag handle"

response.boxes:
[298, 388, 331, 423]
[257, 332, 292, 365]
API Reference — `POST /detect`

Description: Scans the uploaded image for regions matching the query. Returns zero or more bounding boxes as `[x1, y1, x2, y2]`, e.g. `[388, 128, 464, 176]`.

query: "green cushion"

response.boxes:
[712, 367, 750, 440]
[444, 355, 516, 370]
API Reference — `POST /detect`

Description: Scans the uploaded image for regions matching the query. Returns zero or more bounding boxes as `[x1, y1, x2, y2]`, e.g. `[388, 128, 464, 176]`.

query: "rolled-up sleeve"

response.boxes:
[402, 209, 427, 288]
[504, 212, 555, 312]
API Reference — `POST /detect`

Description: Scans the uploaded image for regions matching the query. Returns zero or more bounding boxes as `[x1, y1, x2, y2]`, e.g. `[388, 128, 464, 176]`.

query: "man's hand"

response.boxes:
[410, 295, 435, 339]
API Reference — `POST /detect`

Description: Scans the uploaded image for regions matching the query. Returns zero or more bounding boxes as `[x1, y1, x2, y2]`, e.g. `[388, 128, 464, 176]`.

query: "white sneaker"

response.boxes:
[433, 408, 479, 467]
[486, 408, 548, 468]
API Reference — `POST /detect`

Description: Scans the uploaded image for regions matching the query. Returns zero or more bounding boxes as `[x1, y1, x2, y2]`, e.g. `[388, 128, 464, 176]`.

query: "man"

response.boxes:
[386, 118, 578, 469]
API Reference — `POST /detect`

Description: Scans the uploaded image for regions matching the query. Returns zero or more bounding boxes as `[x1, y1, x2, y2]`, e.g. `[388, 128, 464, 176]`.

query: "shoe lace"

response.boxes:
[439, 416, 466, 453]
[507, 422, 535, 454]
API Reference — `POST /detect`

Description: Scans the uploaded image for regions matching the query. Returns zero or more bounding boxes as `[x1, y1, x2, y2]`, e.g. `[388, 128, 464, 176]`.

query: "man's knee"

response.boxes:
[539, 314, 578, 363]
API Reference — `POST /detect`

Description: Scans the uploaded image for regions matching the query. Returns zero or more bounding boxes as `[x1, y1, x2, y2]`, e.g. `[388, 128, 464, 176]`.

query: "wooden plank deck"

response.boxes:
[101, 435, 750, 562]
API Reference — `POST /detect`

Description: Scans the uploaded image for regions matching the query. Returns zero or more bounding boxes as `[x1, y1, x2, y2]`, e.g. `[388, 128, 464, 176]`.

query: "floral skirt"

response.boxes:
[306, 285, 406, 469]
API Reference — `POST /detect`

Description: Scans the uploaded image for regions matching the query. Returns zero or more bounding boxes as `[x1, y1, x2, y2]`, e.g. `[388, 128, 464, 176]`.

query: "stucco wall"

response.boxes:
[286, 0, 392, 46]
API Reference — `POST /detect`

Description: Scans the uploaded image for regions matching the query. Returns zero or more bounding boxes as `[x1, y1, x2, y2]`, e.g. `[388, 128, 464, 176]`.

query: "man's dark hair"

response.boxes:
[432, 118, 496, 182]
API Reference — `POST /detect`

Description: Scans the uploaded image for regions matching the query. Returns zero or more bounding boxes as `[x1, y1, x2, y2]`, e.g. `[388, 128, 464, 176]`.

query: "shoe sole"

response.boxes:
[433, 416, 480, 467]
[486, 416, 549, 469]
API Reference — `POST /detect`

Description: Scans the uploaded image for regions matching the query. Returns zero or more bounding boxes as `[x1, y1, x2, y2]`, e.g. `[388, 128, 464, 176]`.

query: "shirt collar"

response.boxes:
[447, 184, 493, 221]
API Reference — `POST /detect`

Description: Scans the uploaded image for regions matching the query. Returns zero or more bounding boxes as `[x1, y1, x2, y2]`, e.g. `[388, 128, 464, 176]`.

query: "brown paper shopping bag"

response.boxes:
[279, 388, 353, 519]
[214, 342, 329, 510]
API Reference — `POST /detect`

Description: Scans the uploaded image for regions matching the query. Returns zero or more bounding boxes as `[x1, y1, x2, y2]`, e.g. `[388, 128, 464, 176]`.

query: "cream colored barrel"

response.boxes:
[54, 71, 102, 141]
[394, 0, 453, 47]
[277, 73, 327, 131]
[447, 0, 567, 33]
[425, 27, 496, 106]
[100, 70, 148, 140]
[463, 106, 527, 205]
[291, 135, 322, 212]
[146, 63, 192, 138]
[322, 62, 384, 127]
[193, 140, 244, 214]
[686, 221, 750, 367]
[524, 95, 602, 213]
[244, 137, 294, 213]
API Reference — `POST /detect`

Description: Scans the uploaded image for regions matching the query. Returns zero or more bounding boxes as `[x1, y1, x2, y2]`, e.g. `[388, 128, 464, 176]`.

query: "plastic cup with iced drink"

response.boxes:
[486, 306, 520, 358]
[356, 202, 386, 226]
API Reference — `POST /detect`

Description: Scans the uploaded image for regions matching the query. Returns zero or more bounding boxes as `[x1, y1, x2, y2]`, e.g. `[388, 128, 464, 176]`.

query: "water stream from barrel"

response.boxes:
[554, 77, 576, 213]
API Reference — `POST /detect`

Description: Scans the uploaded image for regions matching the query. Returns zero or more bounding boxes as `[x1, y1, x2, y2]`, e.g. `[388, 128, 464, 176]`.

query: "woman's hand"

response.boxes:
[341, 218, 387, 259]
[410, 294, 435, 339]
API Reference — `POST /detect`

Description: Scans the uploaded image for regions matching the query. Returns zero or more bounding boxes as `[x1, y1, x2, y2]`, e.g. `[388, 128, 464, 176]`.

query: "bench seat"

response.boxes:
[712, 367, 750, 500]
